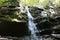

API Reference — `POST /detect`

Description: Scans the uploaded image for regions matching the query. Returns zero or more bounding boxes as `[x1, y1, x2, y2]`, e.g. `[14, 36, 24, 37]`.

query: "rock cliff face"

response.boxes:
[0, 1, 60, 40]
[29, 6, 60, 35]
[0, 5, 60, 37]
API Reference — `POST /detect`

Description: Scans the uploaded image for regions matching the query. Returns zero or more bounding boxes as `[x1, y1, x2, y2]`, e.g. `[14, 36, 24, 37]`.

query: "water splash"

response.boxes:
[25, 6, 40, 40]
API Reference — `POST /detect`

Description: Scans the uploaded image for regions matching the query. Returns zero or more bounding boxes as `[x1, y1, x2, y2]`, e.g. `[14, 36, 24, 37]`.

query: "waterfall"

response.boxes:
[25, 6, 40, 40]
[17, 2, 41, 40]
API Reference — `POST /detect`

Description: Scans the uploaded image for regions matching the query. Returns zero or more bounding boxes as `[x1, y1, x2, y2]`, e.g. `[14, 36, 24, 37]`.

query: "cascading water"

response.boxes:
[17, 2, 41, 40]
[25, 6, 40, 40]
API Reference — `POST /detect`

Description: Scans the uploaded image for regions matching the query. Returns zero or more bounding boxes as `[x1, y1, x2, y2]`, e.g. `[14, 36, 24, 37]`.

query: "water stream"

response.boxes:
[18, 2, 41, 40]
[25, 6, 40, 40]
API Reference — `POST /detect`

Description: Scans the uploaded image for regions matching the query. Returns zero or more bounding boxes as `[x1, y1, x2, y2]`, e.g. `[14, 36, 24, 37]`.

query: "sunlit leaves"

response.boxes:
[38, 0, 49, 7]
[20, 0, 49, 7]
[20, 0, 60, 7]
[52, 0, 60, 7]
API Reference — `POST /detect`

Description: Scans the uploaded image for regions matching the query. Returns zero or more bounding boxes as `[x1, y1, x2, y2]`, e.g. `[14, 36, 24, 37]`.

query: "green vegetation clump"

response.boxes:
[0, 0, 8, 6]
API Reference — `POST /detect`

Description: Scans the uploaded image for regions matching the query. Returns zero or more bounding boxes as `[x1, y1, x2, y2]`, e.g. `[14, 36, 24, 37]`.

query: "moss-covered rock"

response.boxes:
[0, 1, 27, 22]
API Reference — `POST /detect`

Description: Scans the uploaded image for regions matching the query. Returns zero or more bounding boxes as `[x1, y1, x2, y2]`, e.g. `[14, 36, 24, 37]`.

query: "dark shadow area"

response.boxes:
[0, 21, 28, 37]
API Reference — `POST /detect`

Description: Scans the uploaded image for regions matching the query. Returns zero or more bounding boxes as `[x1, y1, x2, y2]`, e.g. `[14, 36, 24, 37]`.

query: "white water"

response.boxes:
[25, 6, 40, 40]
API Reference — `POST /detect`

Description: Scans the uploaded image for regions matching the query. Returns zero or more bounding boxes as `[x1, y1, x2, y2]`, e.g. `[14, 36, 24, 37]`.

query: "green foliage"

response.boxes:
[0, 0, 8, 6]
[20, 0, 60, 7]
[20, 0, 49, 7]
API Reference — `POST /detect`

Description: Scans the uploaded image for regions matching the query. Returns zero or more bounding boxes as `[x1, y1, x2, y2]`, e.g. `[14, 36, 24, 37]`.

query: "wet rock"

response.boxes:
[29, 7, 44, 18]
